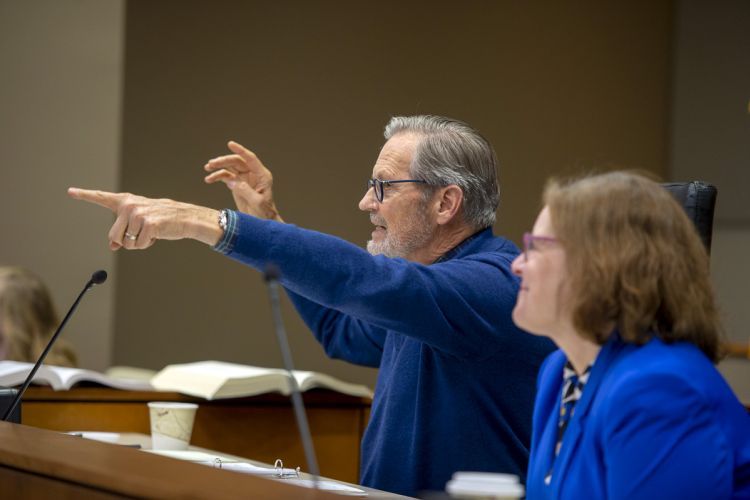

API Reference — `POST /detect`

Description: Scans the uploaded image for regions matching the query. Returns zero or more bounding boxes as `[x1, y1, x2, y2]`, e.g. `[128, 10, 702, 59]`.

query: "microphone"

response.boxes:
[1, 270, 108, 422]
[263, 263, 320, 482]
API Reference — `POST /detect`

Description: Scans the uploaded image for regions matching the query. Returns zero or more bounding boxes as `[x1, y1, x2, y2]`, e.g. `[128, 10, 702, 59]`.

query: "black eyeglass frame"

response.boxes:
[366, 178, 428, 202]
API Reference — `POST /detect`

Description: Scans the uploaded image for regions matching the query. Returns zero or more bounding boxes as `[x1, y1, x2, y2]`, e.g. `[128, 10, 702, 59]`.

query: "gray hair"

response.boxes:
[384, 115, 500, 230]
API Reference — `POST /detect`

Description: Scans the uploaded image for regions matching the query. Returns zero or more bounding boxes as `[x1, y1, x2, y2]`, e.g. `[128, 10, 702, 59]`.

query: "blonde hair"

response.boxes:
[0, 267, 78, 367]
[544, 172, 723, 362]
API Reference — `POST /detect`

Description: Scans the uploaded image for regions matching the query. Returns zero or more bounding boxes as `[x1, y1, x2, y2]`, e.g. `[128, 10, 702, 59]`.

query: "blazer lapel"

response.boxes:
[550, 336, 627, 489]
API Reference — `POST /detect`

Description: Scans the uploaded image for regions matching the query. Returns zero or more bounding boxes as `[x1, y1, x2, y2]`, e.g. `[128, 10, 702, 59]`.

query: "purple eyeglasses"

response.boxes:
[522, 232, 559, 261]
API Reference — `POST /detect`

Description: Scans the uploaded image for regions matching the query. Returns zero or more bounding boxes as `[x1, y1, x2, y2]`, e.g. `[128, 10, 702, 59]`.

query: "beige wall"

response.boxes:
[18, 1, 742, 394]
[0, 0, 124, 371]
[2, 0, 745, 407]
[114, 0, 672, 387]
[670, 0, 750, 400]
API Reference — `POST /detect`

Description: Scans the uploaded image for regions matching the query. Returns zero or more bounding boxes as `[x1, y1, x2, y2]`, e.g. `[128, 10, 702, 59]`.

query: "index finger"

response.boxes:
[227, 141, 263, 169]
[67, 187, 124, 211]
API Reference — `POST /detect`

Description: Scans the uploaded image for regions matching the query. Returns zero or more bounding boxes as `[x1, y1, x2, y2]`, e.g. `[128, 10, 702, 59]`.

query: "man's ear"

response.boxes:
[435, 185, 464, 225]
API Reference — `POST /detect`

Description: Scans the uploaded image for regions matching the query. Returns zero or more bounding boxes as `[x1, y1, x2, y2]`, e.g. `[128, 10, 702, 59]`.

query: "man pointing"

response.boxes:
[70, 115, 553, 496]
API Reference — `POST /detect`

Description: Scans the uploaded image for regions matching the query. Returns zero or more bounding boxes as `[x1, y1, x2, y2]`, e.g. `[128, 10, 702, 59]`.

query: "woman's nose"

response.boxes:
[511, 253, 524, 277]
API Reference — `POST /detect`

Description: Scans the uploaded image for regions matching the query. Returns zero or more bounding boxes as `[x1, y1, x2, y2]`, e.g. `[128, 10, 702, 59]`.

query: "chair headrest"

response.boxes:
[662, 181, 717, 253]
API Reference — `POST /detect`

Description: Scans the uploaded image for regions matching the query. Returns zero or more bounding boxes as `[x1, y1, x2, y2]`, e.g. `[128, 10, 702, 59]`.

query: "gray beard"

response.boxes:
[366, 195, 435, 259]
[367, 238, 400, 257]
[366, 219, 433, 259]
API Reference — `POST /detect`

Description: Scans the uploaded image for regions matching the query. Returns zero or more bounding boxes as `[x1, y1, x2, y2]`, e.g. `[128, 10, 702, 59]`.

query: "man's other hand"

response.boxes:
[204, 141, 283, 222]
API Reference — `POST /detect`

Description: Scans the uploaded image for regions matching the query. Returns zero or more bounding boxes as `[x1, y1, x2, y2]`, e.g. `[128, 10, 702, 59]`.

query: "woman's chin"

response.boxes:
[512, 305, 530, 331]
[512, 306, 547, 337]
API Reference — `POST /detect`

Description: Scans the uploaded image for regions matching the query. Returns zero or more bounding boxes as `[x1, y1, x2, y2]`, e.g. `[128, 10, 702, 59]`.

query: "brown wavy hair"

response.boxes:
[544, 171, 723, 362]
[0, 267, 78, 367]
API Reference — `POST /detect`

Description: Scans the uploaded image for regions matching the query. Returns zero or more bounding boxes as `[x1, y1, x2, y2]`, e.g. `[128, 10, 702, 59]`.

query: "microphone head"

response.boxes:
[264, 263, 281, 282]
[90, 270, 108, 285]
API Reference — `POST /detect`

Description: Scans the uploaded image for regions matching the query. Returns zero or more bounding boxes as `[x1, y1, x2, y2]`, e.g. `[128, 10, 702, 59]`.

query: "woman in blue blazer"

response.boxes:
[511, 172, 750, 499]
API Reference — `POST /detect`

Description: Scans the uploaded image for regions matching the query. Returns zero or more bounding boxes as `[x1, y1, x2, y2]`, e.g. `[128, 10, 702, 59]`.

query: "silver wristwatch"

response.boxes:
[218, 209, 228, 232]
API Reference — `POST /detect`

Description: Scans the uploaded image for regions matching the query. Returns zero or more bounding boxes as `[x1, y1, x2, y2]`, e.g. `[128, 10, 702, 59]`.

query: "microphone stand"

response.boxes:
[264, 264, 320, 485]
[2, 270, 107, 422]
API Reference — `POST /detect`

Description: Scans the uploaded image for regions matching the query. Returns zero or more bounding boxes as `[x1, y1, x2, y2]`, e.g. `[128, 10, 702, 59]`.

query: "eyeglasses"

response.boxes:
[366, 178, 427, 203]
[522, 232, 559, 261]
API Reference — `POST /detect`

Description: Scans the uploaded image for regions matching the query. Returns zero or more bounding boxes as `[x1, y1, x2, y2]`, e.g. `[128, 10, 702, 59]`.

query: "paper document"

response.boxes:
[284, 478, 367, 496]
[202, 461, 298, 477]
[144, 450, 299, 477]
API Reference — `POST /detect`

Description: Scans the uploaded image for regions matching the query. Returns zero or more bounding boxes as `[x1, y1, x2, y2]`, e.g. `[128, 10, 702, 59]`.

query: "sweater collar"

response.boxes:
[433, 227, 494, 264]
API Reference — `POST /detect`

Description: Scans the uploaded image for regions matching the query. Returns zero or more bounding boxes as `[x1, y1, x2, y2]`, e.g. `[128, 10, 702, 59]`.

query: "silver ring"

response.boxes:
[125, 232, 138, 241]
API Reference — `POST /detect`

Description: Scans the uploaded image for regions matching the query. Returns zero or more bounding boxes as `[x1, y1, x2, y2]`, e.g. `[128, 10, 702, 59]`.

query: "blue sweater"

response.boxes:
[528, 336, 750, 499]
[216, 211, 554, 496]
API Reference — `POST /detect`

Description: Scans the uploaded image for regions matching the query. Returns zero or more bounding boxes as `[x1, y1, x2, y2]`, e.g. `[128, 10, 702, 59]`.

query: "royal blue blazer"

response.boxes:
[527, 335, 750, 499]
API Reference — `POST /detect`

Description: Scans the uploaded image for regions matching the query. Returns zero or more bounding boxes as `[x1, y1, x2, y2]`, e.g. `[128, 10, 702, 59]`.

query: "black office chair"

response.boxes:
[662, 181, 718, 254]
[661, 182, 750, 363]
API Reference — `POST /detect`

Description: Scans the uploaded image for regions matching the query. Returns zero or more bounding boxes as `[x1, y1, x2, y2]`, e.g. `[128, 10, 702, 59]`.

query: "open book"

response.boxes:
[0, 360, 153, 392]
[150, 361, 374, 400]
[0, 360, 373, 400]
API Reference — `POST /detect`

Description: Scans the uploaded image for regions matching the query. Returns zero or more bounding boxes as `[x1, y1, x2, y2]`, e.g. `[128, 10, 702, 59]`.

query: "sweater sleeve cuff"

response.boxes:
[212, 209, 239, 254]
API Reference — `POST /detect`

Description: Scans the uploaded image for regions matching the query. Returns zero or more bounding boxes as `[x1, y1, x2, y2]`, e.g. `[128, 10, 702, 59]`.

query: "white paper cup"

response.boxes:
[147, 402, 198, 450]
[446, 472, 525, 499]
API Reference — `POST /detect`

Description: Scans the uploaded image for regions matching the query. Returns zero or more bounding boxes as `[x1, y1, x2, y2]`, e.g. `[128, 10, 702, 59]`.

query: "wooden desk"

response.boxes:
[22, 386, 371, 484]
[0, 422, 349, 499]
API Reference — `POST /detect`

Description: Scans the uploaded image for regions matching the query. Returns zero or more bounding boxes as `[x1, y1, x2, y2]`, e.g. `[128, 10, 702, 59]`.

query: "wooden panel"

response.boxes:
[21, 387, 370, 483]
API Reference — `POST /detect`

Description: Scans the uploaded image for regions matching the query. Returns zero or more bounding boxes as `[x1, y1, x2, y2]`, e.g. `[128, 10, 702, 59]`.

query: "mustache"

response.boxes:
[370, 215, 387, 227]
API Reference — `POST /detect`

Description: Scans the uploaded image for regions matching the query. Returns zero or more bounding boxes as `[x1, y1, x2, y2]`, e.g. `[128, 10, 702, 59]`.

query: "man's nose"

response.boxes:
[359, 187, 377, 212]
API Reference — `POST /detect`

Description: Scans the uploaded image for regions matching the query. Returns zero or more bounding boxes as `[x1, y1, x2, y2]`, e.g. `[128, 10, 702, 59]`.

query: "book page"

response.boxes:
[0, 361, 63, 389]
[53, 365, 153, 391]
[105, 365, 158, 382]
[0, 361, 152, 391]
[151, 361, 287, 399]
[151, 361, 373, 400]
[293, 371, 373, 399]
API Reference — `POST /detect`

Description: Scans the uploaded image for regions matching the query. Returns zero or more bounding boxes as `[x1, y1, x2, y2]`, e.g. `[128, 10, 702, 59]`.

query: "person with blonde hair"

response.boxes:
[512, 171, 750, 498]
[0, 267, 77, 367]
